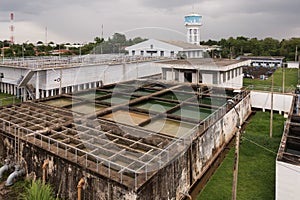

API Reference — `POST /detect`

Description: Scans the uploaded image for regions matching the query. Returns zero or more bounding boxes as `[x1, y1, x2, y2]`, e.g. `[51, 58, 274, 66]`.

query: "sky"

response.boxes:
[0, 0, 299, 44]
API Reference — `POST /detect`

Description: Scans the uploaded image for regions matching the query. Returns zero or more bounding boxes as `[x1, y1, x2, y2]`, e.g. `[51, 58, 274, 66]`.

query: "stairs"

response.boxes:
[25, 84, 36, 100]
[18, 70, 35, 87]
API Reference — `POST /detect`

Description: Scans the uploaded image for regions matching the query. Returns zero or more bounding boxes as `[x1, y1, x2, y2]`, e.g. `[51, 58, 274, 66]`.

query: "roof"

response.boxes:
[239, 56, 285, 61]
[159, 40, 208, 50]
[158, 58, 242, 67]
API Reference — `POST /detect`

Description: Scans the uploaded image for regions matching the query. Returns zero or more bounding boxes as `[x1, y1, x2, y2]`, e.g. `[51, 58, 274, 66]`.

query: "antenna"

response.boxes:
[45, 26, 48, 46]
[10, 12, 15, 44]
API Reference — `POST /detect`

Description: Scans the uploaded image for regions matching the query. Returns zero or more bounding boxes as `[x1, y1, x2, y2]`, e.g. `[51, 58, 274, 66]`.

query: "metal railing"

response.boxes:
[0, 55, 171, 70]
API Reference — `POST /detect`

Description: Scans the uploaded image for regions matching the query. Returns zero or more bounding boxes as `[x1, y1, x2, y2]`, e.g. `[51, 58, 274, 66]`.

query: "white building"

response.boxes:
[276, 110, 300, 200]
[287, 61, 299, 69]
[125, 39, 210, 59]
[0, 55, 163, 100]
[239, 56, 285, 67]
[157, 58, 251, 89]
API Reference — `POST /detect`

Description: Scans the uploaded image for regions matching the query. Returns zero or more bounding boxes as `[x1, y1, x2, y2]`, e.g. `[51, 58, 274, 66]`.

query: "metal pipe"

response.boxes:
[0, 159, 11, 179]
[5, 165, 25, 186]
[42, 160, 49, 183]
[77, 178, 85, 200]
[180, 192, 192, 200]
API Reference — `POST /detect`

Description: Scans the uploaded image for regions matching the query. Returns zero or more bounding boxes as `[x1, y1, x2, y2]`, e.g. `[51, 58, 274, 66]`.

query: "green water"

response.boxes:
[172, 105, 215, 121]
[158, 92, 194, 101]
[134, 89, 157, 96]
[102, 95, 135, 105]
[42, 97, 73, 107]
[134, 100, 177, 113]
[75, 91, 108, 99]
[142, 119, 196, 137]
[102, 110, 149, 126]
[189, 96, 226, 106]
[70, 103, 107, 114]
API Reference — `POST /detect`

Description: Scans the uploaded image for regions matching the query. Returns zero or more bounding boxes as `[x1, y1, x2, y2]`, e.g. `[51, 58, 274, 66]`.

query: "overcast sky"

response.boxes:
[0, 0, 299, 44]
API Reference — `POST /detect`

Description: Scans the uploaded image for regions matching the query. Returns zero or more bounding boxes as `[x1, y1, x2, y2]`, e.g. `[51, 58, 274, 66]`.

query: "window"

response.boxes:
[170, 51, 175, 57]
[150, 44, 153, 49]
[227, 71, 230, 80]
[189, 29, 192, 34]
[231, 70, 234, 79]
[132, 50, 135, 56]
[175, 70, 179, 81]
[194, 29, 197, 34]
[141, 51, 144, 56]
[223, 72, 226, 82]
[160, 51, 164, 57]
[194, 36, 197, 42]
[235, 69, 238, 77]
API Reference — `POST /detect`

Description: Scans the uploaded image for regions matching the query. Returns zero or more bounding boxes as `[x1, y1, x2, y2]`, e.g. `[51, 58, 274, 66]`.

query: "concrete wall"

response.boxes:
[125, 39, 182, 57]
[276, 161, 300, 200]
[0, 66, 28, 84]
[191, 94, 251, 183]
[250, 91, 293, 114]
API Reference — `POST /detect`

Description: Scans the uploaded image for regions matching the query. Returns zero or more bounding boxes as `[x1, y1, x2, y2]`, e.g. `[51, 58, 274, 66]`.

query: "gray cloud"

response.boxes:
[0, 0, 298, 43]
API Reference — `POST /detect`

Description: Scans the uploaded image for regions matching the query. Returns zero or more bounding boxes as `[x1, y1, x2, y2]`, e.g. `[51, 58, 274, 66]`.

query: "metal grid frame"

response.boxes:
[0, 81, 249, 189]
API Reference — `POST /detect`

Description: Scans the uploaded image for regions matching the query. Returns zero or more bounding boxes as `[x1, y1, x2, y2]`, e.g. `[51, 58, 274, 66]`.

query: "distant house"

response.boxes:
[239, 56, 285, 67]
[287, 61, 299, 69]
[157, 58, 251, 89]
[125, 39, 213, 59]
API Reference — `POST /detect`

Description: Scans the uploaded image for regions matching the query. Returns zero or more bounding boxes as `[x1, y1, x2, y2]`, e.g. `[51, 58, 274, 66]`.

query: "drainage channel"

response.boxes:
[189, 111, 256, 200]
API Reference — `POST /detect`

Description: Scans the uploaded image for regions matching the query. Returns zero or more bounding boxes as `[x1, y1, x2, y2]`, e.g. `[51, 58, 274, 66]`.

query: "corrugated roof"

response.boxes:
[159, 40, 208, 50]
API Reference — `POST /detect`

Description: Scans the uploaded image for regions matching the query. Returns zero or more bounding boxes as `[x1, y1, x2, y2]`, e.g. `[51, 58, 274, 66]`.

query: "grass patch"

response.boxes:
[243, 68, 298, 92]
[197, 111, 285, 200]
[0, 93, 21, 106]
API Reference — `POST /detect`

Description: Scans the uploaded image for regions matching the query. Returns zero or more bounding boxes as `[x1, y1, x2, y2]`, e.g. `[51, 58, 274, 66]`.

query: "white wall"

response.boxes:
[250, 91, 293, 113]
[43, 62, 162, 90]
[287, 62, 299, 69]
[125, 39, 182, 57]
[276, 161, 300, 200]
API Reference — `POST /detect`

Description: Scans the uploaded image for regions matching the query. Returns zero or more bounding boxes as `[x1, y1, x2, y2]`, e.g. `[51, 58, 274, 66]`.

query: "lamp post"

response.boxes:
[228, 99, 241, 200]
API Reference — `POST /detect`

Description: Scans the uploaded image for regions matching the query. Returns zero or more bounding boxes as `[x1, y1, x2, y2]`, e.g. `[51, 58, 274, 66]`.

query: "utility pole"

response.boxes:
[228, 99, 241, 200]
[295, 46, 298, 62]
[270, 74, 274, 138]
[282, 66, 285, 93]
[232, 127, 240, 200]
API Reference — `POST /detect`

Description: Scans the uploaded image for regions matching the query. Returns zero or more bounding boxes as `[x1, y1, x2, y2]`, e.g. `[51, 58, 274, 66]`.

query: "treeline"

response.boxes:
[202, 37, 300, 61]
[0, 33, 146, 57]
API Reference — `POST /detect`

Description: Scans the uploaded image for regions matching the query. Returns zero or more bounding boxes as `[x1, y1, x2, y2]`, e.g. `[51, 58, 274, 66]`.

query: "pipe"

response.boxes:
[5, 165, 26, 187]
[0, 159, 10, 179]
[77, 178, 85, 200]
[42, 160, 49, 183]
[180, 192, 192, 200]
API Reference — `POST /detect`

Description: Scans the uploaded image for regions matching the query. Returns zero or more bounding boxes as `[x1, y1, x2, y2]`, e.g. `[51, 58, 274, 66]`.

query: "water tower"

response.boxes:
[184, 13, 202, 45]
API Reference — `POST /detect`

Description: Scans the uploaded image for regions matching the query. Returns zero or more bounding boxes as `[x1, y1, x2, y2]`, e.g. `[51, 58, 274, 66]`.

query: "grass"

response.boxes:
[0, 93, 21, 106]
[197, 111, 285, 200]
[243, 68, 299, 92]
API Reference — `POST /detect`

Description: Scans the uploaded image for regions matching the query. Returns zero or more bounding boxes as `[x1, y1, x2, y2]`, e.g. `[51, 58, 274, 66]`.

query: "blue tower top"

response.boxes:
[184, 14, 202, 25]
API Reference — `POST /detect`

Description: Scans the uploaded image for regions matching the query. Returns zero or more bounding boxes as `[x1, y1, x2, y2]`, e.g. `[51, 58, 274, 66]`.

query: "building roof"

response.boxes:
[158, 58, 241, 67]
[159, 40, 209, 50]
[239, 56, 285, 61]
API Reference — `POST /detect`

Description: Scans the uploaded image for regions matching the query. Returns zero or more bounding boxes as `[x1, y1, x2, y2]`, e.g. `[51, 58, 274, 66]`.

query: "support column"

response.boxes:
[23, 88, 27, 101]
[46, 90, 49, 98]
[51, 89, 54, 97]
[35, 71, 40, 99]
[4, 83, 7, 93]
